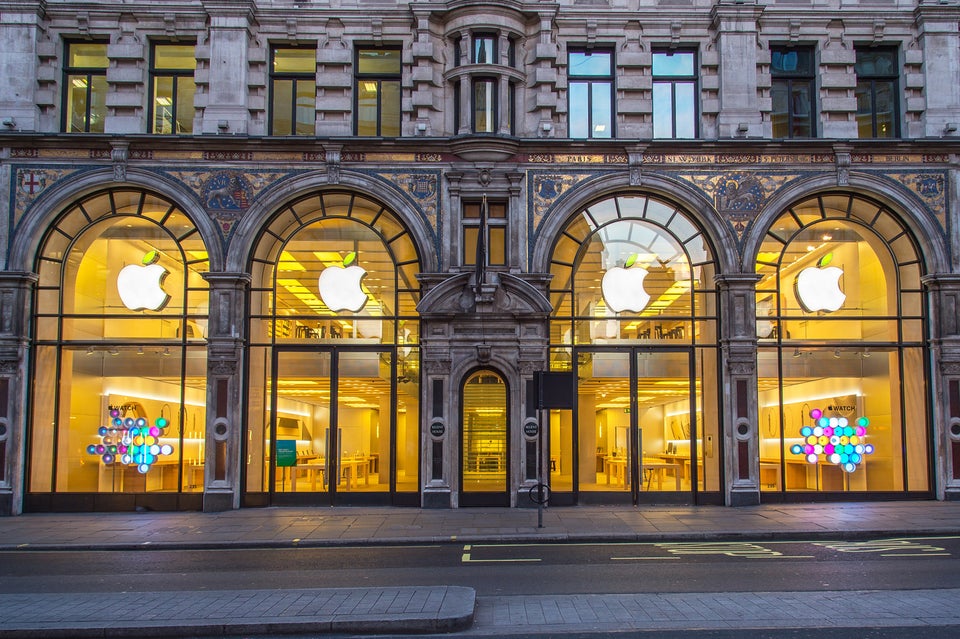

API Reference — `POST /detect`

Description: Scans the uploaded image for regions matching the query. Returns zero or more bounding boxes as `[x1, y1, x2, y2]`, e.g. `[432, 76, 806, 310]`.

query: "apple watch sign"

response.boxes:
[117, 250, 170, 312]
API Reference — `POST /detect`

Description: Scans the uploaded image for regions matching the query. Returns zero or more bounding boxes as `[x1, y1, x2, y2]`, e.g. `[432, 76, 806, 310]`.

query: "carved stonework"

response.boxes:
[727, 361, 755, 376]
[424, 359, 451, 375]
[940, 362, 960, 376]
[209, 358, 238, 376]
[0, 360, 19, 375]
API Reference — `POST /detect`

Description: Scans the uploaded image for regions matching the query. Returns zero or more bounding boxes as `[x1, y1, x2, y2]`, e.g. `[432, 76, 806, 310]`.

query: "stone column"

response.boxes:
[0, 4, 43, 132]
[201, 272, 250, 511]
[715, 274, 762, 506]
[711, 1, 765, 139]
[0, 272, 37, 515]
[922, 274, 960, 500]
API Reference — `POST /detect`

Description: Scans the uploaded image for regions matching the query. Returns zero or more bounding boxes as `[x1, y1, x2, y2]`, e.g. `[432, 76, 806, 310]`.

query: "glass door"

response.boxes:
[270, 350, 332, 498]
[460, 370, 509, 506]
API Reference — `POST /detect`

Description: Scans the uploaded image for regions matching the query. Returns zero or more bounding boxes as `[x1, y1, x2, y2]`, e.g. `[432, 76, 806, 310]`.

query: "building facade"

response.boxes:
[1, 0, 959, 514]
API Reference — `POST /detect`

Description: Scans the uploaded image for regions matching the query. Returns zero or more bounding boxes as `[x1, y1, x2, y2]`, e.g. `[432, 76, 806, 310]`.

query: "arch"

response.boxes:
[530, 172, 738, 276]
[459, 366, 511, 504]
[741, 171, 949, 275]
[417, 272, 551, 316]
[225, 169, 439, 274]
[9, 167, 223, 273]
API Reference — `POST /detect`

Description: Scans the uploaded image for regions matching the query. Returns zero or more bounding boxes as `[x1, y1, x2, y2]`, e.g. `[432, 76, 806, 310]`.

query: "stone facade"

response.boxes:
[0, 0, 959, 514]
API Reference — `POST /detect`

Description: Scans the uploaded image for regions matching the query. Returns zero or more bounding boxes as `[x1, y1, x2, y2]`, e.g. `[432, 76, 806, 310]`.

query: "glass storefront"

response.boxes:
[245, 191, 421, 505]
[548, 194, 721, 503]
[28, 189, 209, 507]
[756, 193, 929, 495]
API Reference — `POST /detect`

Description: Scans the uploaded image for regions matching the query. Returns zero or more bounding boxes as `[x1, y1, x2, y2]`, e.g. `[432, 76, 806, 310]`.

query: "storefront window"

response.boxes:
[247, 191, 421, 502]
[549, 195, 720, 501]
[29, 189, 209, 501]
[756, 193, 929, 494]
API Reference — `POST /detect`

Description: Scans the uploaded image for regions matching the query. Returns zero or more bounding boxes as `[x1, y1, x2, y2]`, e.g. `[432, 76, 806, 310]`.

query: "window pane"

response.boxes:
[652, 83, 673, 138]
[89, 75, 107, 133]
[591, 82, 612, 138]
[380, 81, 401, 136]
[473, 36, 495, 64]
[154, 45, 196, 70]
[855, 49, 896, 77]
[463, 227, 479, 266]
[653, 52, 694, 76]
[69, 42, 107, 68]
[274, 48, 315, 73]
[771, 81, 789, 138]
[473, 79, 495, 133]
[175, 78, 195, 134]
[675, 83, 696, 138]
[357, 81, 379, 136]
[153, 76, 175, 134]
[272, 79, 293, 135]
[874, 81, 896, 138]
[358, 48, 400, 74]
[295, 80, 315, 135]
[569, 82, 589, 138]
[488, 227, 506, 265]
[569, 51, 611, 76]
[791, 84, 811, 136]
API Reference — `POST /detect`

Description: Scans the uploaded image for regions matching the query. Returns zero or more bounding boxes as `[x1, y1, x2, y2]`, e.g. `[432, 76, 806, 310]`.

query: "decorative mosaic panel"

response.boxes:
[365, 170, 442, 255]
[528, 171, 600, 237]
[885, 171, 948, 232]
[12, 167, 82, 226]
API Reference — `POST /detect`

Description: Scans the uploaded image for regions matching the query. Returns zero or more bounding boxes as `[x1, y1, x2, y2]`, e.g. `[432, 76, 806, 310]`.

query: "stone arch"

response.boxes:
[529, 172, 738, 277]
[225, 169, 439, 274]
[417, 272, 552, 316]
[741, 171, 950, 275]
[8, 168, 223, 273]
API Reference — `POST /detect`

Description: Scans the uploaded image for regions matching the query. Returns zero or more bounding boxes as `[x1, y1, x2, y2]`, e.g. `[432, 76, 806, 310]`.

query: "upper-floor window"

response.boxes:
[473, 34, 496, 64]
[473, 78, 497, 133]
[63, 41, 108, 133]
[150, 44, 196, 134]
[462, 199, 507, 269]
[270, 46, 316, 135]
[771, 47, 815, 138]
[356, 47, 401, 137]
[855, 47, 899, 138]
[653, 50, 697, 139]
[568, 50, 613, 139]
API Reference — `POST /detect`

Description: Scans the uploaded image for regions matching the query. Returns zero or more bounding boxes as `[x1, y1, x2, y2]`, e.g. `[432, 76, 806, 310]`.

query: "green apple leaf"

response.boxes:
[818, 252, 833, 268]
[142, 250, 159, 266]
[343, 251, 357, 267]
[625, 253, 638, 268]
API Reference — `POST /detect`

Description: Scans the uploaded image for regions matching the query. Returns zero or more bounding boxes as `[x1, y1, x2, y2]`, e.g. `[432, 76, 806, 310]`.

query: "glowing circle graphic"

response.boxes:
[791, 407, 873, 473]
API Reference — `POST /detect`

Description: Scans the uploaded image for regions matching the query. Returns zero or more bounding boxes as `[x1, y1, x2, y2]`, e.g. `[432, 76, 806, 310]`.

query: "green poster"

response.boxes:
[276, 440, 297, 467]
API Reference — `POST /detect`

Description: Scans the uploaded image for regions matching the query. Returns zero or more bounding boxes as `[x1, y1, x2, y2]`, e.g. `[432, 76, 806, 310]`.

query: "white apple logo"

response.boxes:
[601, 254, 650, 313]
[117, 250, 170, 311]
[318, 251, 368, 312]
[795, 252, 845, 313]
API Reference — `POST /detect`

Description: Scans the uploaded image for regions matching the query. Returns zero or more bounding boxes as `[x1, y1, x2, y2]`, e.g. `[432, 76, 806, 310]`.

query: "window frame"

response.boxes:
[268, 45, 317, 136]
[62, 40, 109, 133]
[567, 48, 614, 139]
[855, 46, 900, 139]
[652, 49, 698, 139]
[471, 77, 498, 134]
[462, 200, 508, 268]
[770, 46, 816, 139]
[149, 42, 197, 135]
[354, 46, 402, 137]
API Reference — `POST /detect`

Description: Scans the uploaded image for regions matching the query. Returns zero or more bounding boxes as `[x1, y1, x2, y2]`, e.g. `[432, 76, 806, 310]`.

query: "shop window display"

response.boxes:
[548, 195, 720, 501]
[756, 194, 929, 494]
[246, 191, 420, 503]
[29, 190, 209, 500]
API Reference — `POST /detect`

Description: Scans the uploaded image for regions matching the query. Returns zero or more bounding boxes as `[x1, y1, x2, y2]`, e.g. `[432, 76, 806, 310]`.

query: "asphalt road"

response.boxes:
[2, 535, 959, 596]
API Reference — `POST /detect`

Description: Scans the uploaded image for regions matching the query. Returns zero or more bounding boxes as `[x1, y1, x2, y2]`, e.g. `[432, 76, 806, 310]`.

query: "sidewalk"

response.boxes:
[1, 501, 960, 637]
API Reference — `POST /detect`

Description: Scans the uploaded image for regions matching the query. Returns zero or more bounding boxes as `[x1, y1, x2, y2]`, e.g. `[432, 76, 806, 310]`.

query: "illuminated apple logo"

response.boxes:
[601, 254, 650, 313]
[318, 251, 368, 312]
[117, 250, 170, 311]
[795, 252, 845, 313]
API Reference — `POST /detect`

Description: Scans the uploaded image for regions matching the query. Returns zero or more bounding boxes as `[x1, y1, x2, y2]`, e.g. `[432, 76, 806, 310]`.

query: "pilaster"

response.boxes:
[715, 273, 762, 506]
[200, 272, 250, 512]
[711, 1, 764, 139]
[0, 272, 37, 515]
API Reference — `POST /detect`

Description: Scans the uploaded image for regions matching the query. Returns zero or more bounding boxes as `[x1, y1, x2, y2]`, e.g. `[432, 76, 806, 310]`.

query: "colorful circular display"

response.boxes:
[792, 407, 873, 473]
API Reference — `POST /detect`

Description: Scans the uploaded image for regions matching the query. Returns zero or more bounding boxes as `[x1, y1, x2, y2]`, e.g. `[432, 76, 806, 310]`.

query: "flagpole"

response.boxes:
[474, 194, 487, 295]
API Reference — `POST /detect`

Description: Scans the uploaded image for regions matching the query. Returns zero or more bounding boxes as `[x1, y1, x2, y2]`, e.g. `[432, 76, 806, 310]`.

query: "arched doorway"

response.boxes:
[547, 194, 721, 505]
[26, 188, 210, 511]
[460, 369, 510, 506]
[244, 191, 421, 506]
[755, 193, 931, 498]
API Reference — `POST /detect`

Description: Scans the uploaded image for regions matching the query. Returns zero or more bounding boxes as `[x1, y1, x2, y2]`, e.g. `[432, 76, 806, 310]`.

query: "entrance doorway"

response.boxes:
[266, 348, 391, 504]
[460, 370, 509, 506]
[551, 347, 718, 504]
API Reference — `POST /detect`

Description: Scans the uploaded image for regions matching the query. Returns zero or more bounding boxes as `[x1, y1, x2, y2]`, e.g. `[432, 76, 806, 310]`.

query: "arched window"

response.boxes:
[756, 193, 929, 495]
[29, 189, 209, 505]
[548, 195, 720, 501]
[246, 191, 421, 503]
